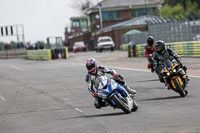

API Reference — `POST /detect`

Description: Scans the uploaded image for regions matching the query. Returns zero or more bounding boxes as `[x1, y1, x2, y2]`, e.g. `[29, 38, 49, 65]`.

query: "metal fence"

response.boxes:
[147, 18, 200, 43]
[121, 32, 148, 45]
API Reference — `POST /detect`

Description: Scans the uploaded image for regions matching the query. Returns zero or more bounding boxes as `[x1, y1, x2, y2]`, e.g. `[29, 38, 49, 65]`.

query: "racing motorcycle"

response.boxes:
[97, 75, 138, 114]
[160, 58, 188, 97]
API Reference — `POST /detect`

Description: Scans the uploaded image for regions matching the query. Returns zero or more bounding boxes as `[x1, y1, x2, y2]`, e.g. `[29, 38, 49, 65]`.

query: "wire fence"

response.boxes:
[147, 18, 200, 43]
[121, 16, 200, 46]
[121, 32, 148, 45]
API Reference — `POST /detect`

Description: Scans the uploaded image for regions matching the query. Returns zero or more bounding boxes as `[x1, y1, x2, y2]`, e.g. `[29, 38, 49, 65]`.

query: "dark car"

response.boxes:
[73, 41, 86, 53]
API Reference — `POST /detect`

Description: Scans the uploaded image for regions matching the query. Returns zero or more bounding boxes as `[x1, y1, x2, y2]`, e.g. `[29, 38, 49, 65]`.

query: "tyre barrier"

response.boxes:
[27, 47, 68, 60]
[125, 41, 200, 57]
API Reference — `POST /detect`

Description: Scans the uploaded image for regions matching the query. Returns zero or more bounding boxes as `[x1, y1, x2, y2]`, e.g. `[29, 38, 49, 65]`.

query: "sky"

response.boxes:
[0, 0, 98, 43]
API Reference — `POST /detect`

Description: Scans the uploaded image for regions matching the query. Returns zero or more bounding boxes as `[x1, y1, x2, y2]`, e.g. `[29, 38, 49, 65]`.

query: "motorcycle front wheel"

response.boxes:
[172, 78, 186, 97]
[111, 94, 131, 114]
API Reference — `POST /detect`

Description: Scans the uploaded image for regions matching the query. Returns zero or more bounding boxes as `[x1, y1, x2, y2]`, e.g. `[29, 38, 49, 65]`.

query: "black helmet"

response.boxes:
[155, 40, 165, 54]
[147, 36, 154, 46]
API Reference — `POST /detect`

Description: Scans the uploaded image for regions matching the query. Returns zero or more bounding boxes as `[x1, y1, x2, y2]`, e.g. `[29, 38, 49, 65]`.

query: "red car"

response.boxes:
[73, 41, 86, 53]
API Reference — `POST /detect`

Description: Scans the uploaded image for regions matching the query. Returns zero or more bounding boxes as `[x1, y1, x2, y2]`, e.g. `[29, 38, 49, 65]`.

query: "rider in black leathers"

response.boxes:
[153, 40, 190, 84]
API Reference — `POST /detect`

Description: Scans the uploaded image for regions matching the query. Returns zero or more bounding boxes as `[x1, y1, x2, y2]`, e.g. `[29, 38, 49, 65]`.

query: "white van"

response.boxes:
[96, 36, 115, 52]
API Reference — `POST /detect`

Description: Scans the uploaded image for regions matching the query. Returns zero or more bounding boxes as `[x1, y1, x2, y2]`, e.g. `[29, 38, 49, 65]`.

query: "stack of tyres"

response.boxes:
[136, 45, 144, 57]
[136, 44, 147, 57]
[51, 49, 56, 59]
[140, 44, 146, 57]
[136, 45, 141, 57]
[48, 49, 52, 60]
[120, 44, 126, 51]
[173, 42, 184, 57]
[166, 43, 174, 50]
[183, 42, 191, 57]
[39, 50, 44, 60]
[35, 50, 40, 60]
[187, 42, 194, 57]
[26, 50, 31, 59]
[192, 41, 200, 57]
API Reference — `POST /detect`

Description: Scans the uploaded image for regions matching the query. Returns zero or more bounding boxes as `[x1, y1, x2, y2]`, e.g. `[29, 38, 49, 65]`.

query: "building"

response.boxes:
[70, 16, 90, 34]
[65, 0, 164, 50]
[86, 0, 163, 31]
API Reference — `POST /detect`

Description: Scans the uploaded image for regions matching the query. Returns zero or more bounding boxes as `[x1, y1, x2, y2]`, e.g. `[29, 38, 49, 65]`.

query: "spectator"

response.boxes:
[17, 43, 21, 48]
[64, 40, 70, 47]
[89, 38, 94, 50]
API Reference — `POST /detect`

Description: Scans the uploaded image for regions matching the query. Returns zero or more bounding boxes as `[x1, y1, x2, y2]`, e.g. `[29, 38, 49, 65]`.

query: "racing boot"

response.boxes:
[123, 83, 136, 94]
[182, 75, 190, 85]
[94, 98, 108, 109]
[186, 75, 190, 81]
[94, 98, 102, 109]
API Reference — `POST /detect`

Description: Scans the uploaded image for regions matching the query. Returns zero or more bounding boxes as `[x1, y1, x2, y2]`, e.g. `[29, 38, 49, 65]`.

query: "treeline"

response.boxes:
[160, 0, 200, 19]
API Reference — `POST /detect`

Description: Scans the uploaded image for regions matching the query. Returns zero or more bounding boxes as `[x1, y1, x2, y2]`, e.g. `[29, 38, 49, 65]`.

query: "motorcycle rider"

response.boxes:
[144, 36, 155, 73]
[153, 40, 190, 85]
[85, 58, 136, 109]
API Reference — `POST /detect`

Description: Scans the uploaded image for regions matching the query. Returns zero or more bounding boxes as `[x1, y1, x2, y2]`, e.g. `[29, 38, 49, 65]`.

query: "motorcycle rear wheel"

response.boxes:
[111, 95, 131, 114]
[131, 100, 138, 112]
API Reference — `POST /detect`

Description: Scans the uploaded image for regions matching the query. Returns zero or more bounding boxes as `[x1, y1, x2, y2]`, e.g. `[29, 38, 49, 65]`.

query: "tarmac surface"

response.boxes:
[69, 51, 200, 77]
[0, 50, 200, 133]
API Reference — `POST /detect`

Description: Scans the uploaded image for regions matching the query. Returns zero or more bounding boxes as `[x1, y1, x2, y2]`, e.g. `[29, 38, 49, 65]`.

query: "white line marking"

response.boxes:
[75, 108, 83, 113]
[62, 98, 70, 101]
[11, 65, 22, 70]
[0, 95, 5, 101]
[74, 63, 200, 78]
[189, 75, 200, 78]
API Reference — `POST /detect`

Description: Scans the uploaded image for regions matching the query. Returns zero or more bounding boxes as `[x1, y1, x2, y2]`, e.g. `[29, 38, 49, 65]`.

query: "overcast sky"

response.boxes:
[0, 0, 97, 43]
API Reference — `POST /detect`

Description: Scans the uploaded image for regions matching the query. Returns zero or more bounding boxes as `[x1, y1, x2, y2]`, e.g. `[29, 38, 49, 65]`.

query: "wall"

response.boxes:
[0, 48, 26, 59]
[67, 25, 148, 50]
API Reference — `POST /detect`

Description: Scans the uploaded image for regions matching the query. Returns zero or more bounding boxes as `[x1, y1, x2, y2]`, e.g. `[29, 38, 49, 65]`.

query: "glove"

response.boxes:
[147, 64, 152, 69]
[113, 73, 118, 79]
[148, 57, 153, 62]
[178, 62, 183, 67]
[92, 93, 98, 98]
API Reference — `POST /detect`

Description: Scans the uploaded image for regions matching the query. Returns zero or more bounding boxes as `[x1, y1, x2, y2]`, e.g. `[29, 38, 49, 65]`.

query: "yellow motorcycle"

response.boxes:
[160, 59, 188, 97]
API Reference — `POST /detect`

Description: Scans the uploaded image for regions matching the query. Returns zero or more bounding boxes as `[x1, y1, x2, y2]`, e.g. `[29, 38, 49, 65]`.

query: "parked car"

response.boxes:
[96, 36, 115, 52]
[73, 41, 86, 53]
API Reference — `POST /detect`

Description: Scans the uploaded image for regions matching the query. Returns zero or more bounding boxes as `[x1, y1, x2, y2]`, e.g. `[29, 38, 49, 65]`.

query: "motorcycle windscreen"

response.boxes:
[163, 59, 173, 70]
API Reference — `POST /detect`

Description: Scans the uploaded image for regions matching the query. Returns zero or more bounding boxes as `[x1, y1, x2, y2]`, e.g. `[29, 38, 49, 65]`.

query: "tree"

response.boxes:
[160, 0, 200, 19]
[160, 4, 184, 18]
[0, 42, 5, 50]
[10, 41, 17, 49]
[35, 41, 47, 49]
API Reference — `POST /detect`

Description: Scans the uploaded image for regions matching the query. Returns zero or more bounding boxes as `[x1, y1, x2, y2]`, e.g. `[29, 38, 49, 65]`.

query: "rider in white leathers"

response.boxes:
[85, 58, 136, 109]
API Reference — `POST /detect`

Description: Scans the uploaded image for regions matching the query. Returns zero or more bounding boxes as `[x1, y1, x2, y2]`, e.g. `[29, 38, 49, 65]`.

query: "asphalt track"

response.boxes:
[0, 51, 200, 133]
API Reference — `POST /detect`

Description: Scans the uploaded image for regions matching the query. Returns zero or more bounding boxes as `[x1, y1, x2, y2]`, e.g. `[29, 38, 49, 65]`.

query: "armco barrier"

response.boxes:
[126, 41, 200, 57]
[0, 48, 26, 59]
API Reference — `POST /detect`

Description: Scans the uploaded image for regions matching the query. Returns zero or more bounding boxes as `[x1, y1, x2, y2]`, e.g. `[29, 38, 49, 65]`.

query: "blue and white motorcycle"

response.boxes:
[97, 75, 138, 114]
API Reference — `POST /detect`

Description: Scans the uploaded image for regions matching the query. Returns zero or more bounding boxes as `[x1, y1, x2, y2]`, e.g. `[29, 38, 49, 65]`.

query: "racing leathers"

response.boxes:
[144, 43, 155, 72]
[85, 66, 136, 109]
[153, 48, 189, 83]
